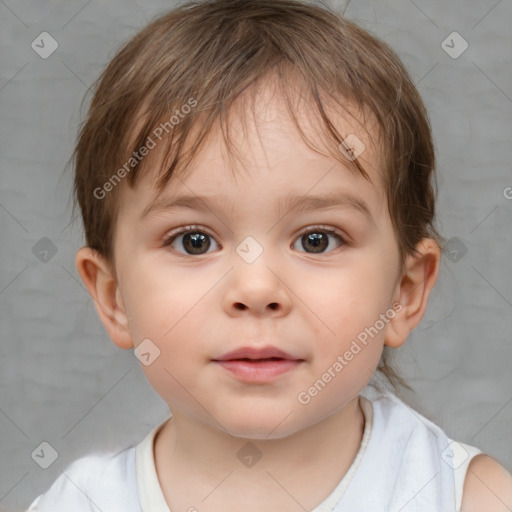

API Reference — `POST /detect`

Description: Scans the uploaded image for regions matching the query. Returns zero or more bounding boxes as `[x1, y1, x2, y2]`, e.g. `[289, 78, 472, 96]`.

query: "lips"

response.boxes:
[212, 346, 301, 362]
[212, 346, 304, 382]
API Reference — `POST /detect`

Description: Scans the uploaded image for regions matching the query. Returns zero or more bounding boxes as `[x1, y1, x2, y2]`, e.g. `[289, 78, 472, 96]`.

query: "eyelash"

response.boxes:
[162, 224, 347, 255]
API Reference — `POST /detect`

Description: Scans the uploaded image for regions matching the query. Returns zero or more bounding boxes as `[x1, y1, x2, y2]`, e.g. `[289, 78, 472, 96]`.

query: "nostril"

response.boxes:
[233, 303, 279, 311]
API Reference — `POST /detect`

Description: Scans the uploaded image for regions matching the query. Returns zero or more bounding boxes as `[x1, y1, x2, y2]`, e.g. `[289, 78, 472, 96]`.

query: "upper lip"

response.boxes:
[213, 346, 301, 361]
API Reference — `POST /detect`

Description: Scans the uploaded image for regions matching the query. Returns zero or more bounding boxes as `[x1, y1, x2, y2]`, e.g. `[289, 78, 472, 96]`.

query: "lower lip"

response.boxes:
[213, 359, 302, 382]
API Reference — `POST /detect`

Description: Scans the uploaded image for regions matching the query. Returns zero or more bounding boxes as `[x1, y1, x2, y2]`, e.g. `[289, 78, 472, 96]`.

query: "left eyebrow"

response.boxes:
[276, 191, 374, 224]
[141, 191, 375, 225]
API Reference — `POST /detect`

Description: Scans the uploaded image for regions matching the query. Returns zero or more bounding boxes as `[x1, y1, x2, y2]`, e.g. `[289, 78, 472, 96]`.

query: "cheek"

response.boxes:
[122, 266, 216, 375]
[121, 263, 198, 340]
[126, 289, 206, 408]
[305, 255, 396, 357]
[316, 261, 393, 316]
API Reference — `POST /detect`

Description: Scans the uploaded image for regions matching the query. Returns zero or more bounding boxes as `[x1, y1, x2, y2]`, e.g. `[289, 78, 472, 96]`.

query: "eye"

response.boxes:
[163, 224, 346, 256]
[292, 226, 346, 254]
[163, 225, 220, 255]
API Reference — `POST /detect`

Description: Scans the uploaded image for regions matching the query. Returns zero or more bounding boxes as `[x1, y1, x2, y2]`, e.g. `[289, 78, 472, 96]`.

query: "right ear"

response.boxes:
[75, 246, 134, 350]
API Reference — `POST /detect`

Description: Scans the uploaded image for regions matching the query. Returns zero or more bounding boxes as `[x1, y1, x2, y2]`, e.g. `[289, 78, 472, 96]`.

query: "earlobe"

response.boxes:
[385, 238, 441, 348]
[75, 246, 134, 350]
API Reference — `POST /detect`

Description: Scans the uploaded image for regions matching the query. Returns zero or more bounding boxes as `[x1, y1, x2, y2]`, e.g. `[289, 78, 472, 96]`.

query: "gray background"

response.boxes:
[1, 0, 511, 510]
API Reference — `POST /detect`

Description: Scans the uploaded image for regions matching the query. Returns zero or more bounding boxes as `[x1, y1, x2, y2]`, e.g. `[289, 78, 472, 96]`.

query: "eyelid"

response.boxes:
[163, 224, 346, 240]
[296, 224, 344, 238]
[162, 224, 216, 245]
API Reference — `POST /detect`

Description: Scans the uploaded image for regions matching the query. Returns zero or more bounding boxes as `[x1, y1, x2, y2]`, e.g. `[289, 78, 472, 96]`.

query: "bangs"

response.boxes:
[125, 63, 377, 198]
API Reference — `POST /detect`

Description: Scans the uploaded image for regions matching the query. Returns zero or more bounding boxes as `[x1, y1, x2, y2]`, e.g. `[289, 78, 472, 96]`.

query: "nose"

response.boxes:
[223, 258, 293, 318]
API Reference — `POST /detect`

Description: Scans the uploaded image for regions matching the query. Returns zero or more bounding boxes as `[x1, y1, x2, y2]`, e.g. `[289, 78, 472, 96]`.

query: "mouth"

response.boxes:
[212, 346, 304, 382]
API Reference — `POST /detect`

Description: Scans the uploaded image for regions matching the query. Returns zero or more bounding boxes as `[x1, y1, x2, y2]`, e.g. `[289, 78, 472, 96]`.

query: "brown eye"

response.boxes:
[293, 227, 345, 254]
[164, 226, 219, 255]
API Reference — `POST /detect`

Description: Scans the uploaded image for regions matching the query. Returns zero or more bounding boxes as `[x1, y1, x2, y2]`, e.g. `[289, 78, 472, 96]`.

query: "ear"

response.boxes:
[75, 246, 134, 350]
[385, 237, 441, 348]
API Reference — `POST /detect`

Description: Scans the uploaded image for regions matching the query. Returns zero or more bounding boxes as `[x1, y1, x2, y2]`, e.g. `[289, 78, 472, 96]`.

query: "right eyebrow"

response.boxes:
[141, 194, 226, 219]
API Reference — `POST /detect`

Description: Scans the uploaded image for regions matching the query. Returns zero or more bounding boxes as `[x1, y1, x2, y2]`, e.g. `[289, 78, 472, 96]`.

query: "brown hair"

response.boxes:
[71, 0, 444, 394]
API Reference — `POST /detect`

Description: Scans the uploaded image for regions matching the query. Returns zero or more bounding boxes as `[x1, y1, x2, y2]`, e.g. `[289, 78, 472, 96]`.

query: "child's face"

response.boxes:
[104, 92, 404, 438]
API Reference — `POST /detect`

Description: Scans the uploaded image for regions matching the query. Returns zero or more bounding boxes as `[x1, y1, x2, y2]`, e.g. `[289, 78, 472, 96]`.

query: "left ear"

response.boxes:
[385, 237, 441, 348]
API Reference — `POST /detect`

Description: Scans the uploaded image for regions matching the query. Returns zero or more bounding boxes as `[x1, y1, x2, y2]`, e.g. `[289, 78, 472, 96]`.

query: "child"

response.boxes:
[27, 0, 512, 510]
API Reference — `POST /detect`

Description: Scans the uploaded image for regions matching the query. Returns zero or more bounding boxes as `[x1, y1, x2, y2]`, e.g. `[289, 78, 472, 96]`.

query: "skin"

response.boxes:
[76, 84, 511, 511]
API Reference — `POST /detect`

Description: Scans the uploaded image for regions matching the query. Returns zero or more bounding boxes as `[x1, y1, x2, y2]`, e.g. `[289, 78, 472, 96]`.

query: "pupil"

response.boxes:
[304, 232, 327, 253]
[184, 232, 210, 254]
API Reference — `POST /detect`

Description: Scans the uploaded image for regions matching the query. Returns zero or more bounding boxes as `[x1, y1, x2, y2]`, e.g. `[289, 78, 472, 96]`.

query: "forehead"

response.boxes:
[120, 81, 386, 218]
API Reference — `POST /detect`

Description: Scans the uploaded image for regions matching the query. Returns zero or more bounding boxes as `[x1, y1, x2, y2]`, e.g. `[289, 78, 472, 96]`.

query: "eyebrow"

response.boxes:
[141, 191, 374, 223]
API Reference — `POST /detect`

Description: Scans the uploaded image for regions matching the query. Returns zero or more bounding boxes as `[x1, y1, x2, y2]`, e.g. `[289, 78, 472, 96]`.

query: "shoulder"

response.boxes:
[29, 455, 107, 511]
[461, 454, 512, 512]
[30, 448, 138, 511]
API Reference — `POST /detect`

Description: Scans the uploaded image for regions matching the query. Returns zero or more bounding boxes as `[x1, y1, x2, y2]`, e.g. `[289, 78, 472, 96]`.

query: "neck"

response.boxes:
[154, 397, 366, 510]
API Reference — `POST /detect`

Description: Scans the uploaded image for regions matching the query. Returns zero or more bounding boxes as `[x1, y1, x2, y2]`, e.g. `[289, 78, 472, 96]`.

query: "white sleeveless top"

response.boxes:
[27, 385, 481, 512]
